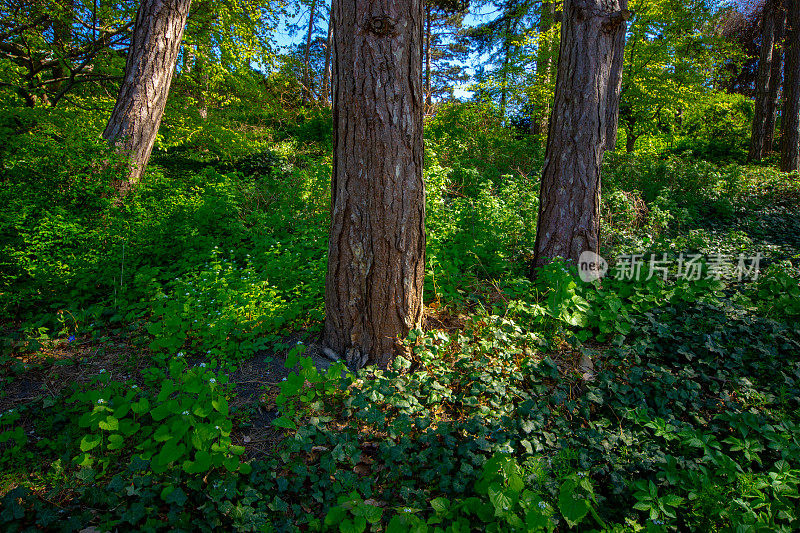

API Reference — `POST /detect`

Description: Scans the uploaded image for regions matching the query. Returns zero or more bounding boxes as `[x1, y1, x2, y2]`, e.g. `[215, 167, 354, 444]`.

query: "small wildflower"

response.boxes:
[215, 426, 220, 430]
[68, 335, 76, 343]
[182, 411, 189, 416]
[97, 399, 105, 404]
[99, 368, 106, 373]
[538, 501, 547, 509]
[209, 378, 216, 384]
[199, 363, 206, 368]
[177, 352, 184, 357]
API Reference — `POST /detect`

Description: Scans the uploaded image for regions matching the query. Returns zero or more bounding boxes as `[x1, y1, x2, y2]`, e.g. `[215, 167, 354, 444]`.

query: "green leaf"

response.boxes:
[212, 396, 229, 416]
[273, 416, 296, 430]
[107, 434, 125, 450]
[98, 415, 119, 431]
[131, 398, 150, 415]
[80, 434, 102, 452]
[558, 479, 590, 527]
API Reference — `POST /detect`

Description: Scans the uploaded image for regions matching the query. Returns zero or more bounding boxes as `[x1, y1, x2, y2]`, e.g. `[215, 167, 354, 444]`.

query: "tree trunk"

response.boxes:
[302, 0, 318, 106]
[765, 5, 786, 153]
[530, 0, 629, 274]
[749, 0, 782, 162]
[324, 0, 425, 370]
[52, 0, 74, 94]
[533, 0, 555, 135]
[499, 18, 510, 121]
[625, 130, 637, 153]
[321, 7, 333, 106]
[781, 0, 800, 172]
[425, 2, 432, 109]
[103, 0, 192, 194]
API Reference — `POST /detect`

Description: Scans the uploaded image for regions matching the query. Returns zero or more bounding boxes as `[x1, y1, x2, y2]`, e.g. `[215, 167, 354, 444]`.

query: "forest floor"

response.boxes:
[2, 105, 800, 531]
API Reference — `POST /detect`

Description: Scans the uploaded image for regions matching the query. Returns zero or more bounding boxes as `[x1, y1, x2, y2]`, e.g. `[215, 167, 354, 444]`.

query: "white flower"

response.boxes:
[538, 501, 547, 509]
[215, 426, 220, 430]
[132, 385, 138, 389]
[199, 363, 206, 368]
[97, 399, 105, 404]
[209, 378, 216, 384]
[99, 369, 106, 373]
[404, 508, 412, 513]
[182, 411, 189, 416]
[281, 377, 287, 381]
[296, 341, 303, 345]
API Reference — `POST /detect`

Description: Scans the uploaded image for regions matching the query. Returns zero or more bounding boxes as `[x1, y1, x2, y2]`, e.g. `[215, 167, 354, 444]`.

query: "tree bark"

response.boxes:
[302, 0, 318, 106]
[103, 0, 192, 194]
[781, 0, 800, 172]
[765, 5, 786, 153]
[749, 0, 782, 162]
[324, 0, 426, 370]
[530, 0, 629, 274]
[322, 6, 333, 106]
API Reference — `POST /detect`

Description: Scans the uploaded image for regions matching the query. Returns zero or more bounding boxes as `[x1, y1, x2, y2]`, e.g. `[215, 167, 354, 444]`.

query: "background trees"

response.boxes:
[102, 0, 192, 192]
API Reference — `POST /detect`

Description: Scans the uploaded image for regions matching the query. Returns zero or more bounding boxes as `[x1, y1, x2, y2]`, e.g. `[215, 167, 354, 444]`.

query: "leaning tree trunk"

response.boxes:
[749, 0, 782, 162]
[532, 0, 555, 135]
[321, 7, 333, 106]
[425, 2, 432, 109]
[103, 0, 192, 195]
[530, 0, 629, 274]
[302, 0, 318, 106]
[781, 0, 800, 172]
[324, 0, 425, 370]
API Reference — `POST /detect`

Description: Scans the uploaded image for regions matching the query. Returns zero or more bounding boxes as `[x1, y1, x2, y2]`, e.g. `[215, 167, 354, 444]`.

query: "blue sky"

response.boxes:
[270, 2, 502, 100]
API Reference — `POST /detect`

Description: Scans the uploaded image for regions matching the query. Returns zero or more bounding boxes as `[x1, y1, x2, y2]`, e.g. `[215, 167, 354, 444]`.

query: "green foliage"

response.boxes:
[273, 345, 352, 430]
[69, 357, 249, 476]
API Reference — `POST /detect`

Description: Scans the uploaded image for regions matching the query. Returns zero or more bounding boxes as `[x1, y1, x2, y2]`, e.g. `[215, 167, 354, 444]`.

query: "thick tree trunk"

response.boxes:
[782, 0, 800, 172]
[531, 0, 629, 274]
[302, 0, 318, 106]
[321, 7, 333, 106]
[749, 0, 782, 162]
[425, 2, 432, 109]
[103, 0, 191, 194]
[324, 0, 425, 370]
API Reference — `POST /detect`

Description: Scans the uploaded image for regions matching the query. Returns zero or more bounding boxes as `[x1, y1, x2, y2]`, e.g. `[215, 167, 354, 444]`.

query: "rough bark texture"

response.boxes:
[764, 6, 786, 153]
[782, 0, 800, 172]
[531, 0, 629, 274]
[324, 0, 426, 370]
[103, 0, 191, 193]
[749, 0, 783, 162]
